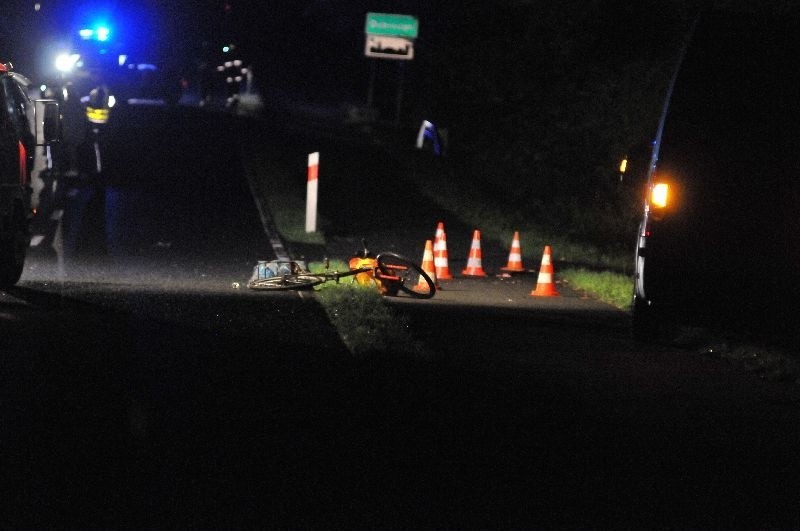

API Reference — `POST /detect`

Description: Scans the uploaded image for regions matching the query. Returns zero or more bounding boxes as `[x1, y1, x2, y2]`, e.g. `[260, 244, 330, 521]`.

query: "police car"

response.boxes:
[0, 62, 59, 286]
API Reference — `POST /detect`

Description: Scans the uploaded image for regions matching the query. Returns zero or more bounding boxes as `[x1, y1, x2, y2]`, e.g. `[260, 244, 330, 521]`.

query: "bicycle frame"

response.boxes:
[247, 250, 435, 299]
[347, 255, 403, 293]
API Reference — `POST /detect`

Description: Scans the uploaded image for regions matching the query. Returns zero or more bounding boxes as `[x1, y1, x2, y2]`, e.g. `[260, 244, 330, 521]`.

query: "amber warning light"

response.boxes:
[650, 182, 669, 208]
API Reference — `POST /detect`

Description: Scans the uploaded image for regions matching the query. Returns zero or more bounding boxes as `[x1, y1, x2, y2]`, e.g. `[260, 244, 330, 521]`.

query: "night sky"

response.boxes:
[2, 1, 690, 100]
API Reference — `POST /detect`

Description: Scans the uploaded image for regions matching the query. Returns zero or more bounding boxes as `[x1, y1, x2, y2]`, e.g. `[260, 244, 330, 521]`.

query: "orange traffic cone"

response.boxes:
[501, 231, 526, 273]
[416, 239, 439, 291]
[462, 230, 488, 277]
[433, 222, 453, 280]
[530, 245, 560, 297]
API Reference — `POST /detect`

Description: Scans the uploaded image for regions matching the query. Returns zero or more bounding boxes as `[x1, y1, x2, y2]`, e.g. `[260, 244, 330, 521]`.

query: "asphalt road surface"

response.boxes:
[25, 103, 269, 287]
[2, 106, 800, 527]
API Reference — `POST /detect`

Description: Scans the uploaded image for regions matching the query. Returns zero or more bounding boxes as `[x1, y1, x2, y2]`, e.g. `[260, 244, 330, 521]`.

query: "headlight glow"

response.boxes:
[55, 53, 81, 72]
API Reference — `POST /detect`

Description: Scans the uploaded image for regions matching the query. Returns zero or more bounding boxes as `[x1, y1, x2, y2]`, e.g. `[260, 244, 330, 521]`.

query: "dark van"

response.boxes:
[632, 9, 800, 343]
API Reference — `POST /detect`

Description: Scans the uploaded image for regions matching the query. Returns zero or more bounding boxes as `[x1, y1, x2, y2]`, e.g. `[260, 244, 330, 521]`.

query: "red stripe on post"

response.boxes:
[306, 152, 319, 232]
[307, 152, 319, 181]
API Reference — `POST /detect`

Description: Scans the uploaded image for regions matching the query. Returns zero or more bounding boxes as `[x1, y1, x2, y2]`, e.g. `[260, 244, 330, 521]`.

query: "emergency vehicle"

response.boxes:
[0, 62, 60, 286]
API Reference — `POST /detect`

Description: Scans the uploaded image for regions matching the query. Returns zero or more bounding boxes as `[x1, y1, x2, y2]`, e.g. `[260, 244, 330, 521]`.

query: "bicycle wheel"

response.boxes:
[376, 252, 436, 299]
[248, 274, 324, 291]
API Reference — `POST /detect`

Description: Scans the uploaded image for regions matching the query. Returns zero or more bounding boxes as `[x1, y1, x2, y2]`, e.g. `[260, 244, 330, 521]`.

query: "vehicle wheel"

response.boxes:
[0, 205, 29, 288]
[248, 274, 323, 291]
[376, 252, 435, 299]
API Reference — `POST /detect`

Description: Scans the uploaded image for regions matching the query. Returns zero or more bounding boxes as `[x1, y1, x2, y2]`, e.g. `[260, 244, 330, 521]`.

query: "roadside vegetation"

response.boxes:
[306, 259, 428, 357]
[313, 282, 430, 358]
[559, 269, 632, 310]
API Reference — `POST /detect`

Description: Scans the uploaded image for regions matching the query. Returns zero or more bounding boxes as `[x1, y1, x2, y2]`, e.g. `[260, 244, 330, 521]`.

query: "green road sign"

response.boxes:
[365, 12, 419, 39]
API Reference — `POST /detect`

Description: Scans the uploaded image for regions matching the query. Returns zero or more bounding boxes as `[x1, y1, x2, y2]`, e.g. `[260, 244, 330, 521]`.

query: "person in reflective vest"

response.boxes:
[84, 83, 113, 124]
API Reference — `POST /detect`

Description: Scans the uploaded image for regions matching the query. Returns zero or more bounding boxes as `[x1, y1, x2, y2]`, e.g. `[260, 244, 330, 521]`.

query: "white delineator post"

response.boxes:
[305, 152, 319, 233]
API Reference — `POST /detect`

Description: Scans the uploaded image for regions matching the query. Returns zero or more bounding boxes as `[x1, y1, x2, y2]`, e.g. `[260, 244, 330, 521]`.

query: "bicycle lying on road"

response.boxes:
[247, 240, 436, 299]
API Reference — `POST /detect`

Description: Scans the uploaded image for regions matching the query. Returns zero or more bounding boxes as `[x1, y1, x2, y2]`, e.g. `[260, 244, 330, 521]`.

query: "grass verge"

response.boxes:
[267, 193, 325, 245]
[415, 164, 632, 273]
[307, 260, 431, 358]
[560, 268, 633, 310]
[314, 285, 430, 358]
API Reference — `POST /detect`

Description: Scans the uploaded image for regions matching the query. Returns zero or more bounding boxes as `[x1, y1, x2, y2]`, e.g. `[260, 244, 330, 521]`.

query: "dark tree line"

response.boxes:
[403, 0, 799, 251]
[404, 1, 694, 252]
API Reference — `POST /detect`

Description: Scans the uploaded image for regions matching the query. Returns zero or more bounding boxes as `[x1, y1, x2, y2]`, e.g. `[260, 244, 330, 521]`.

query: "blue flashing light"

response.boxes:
[96, 26, 110, 41]
[78, 25, 112, 42]
[71, 5, 157, 61]
[222, 46, 230, 53]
